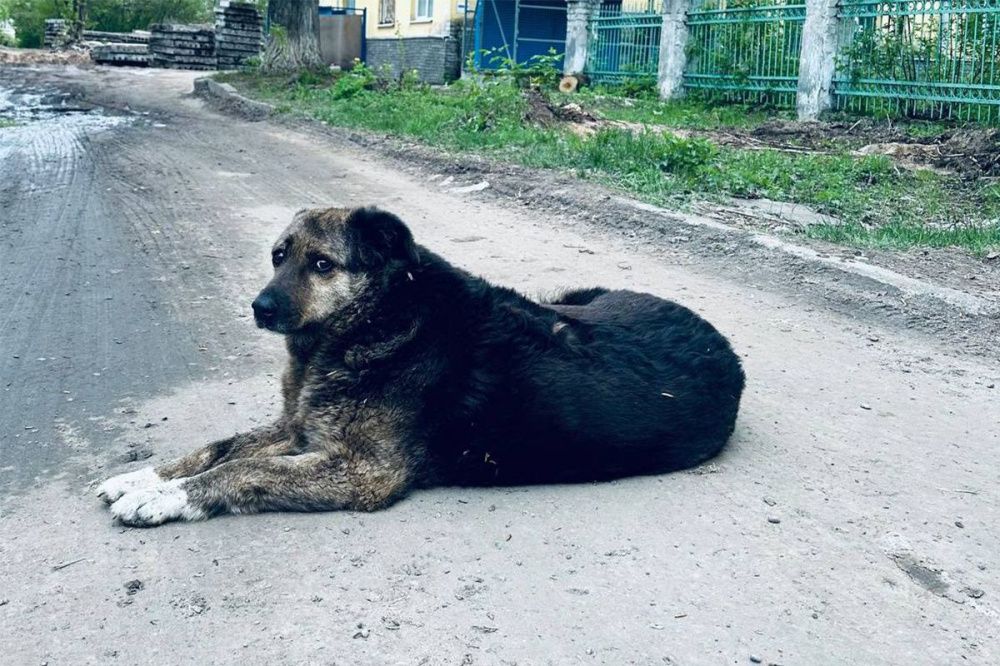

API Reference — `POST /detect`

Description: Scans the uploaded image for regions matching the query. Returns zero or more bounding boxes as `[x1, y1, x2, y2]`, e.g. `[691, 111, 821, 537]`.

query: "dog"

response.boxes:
[97, 206, 745, 526]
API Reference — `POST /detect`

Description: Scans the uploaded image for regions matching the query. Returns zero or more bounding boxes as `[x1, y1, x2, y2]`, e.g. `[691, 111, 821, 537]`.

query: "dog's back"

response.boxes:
[419, 271, 745, 485]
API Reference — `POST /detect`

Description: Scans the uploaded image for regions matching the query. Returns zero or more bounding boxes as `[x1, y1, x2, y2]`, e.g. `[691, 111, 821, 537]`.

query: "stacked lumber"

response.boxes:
[214, 2, 263, 69]
[149, 24, 217, 70]
[44, 19, 70, 49]
[90, 43, 150, 67]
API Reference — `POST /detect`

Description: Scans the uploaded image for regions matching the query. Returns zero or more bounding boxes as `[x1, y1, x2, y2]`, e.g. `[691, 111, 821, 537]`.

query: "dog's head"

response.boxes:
[251, 206, 419, 334]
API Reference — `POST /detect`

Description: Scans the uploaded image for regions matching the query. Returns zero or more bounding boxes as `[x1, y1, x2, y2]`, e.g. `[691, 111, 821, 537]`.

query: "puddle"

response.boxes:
[0, 79, 134, 162]
[0, 82, 98, 123]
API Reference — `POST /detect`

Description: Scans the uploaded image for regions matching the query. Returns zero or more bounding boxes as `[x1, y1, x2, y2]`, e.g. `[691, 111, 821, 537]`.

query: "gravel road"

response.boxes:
[1, 65, 998, 665]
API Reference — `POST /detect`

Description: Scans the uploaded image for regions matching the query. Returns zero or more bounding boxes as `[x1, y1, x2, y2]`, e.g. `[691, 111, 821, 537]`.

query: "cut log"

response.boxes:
[559, 75, 580, 94]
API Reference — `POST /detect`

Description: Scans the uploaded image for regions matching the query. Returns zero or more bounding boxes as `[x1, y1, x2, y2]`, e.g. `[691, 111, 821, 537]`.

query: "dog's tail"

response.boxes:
[545, 287, 611, 306]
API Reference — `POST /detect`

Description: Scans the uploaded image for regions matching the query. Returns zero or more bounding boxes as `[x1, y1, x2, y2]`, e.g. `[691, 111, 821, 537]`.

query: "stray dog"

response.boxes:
[98, 207, 745, 526]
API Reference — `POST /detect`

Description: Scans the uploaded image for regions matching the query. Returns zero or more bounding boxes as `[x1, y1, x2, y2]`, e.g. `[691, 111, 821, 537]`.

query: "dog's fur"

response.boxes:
[98, 207, 745, 526]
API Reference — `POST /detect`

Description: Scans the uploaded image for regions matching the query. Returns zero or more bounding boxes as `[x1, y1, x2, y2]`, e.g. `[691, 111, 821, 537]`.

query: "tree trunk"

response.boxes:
[261, 0, 323, 73]
[71, 0, 87, 42]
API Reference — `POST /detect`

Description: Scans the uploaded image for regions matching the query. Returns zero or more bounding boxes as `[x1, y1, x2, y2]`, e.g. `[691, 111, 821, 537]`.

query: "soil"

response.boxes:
[528, 91, 1000, 177]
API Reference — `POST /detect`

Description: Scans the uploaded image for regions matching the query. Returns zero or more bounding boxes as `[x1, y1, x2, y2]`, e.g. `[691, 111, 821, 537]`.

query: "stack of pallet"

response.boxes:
[82, 29, 150, 44]
[44, 19, 70, 48]
[149, 24, 217, 70]
[214, 2, 263, 69]
[90, 43, 151, 67]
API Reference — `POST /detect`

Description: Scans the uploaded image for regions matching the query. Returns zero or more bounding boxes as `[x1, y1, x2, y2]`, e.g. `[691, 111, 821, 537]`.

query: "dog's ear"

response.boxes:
[345, 207, 420, 267]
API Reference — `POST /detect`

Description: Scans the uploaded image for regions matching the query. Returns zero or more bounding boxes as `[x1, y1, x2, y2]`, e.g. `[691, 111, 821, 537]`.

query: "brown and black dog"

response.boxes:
[97, 207, 744, 527]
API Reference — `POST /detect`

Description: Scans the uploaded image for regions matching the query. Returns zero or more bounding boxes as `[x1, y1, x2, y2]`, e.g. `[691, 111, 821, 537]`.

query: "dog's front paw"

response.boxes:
[97, 466, 162, 504]
[109, 481, 205, 527]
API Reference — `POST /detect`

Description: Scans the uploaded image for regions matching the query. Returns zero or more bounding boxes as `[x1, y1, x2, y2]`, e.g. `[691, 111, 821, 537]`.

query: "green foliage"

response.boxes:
[0, 0, 15, 46]
[568, 91, 789, 130]
[579, 129, 717, 178]
[329, 61, 377, 99]
[450, 78, 526, 132]
[839, 14, 1000, 87]
[241, 55, 262, 72]
[616, 76, 658, 99]
[835, 12, 1000, 121]
[86, 0, 211, 34]
[4, 0, 211, 47]
[6, 0, 71, 48]
[476, 47, 564, 89]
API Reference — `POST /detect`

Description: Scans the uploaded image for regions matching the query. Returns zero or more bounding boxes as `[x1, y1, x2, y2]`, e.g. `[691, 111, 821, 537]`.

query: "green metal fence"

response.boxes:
[586, 1, 664, 84]
[833, 0, 1000, 122]
[684, 0, 806, 106]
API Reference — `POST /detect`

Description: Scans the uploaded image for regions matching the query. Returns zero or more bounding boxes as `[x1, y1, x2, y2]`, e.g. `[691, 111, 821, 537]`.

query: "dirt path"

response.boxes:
[2, 65, 999, 665]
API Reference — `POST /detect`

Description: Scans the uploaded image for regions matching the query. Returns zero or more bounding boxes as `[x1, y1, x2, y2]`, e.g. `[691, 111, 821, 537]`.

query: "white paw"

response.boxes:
[109, 480, 205, 527]
[97, 466, 162, 504]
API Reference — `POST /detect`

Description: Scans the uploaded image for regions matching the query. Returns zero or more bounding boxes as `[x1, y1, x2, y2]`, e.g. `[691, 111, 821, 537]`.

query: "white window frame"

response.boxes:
[379, 0, 396, 25]
[413, 0, 434, 21]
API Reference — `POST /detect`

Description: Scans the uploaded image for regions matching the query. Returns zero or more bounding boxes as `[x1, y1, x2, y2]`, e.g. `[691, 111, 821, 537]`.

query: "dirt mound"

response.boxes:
[749, 119, 1000, 177]
[522, 88, 557, 126]
[0, 47, 92, 66]
[523, 89, 598, 127]
[751, 118, 910, 146]
[936, 129, 1000, 177]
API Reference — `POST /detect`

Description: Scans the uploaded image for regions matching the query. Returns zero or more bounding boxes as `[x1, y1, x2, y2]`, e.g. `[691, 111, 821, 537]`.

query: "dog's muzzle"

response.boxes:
[252, 291, 280, 330]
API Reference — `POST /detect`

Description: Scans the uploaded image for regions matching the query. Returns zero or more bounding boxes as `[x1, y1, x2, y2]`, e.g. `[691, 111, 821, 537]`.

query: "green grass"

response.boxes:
[0, 118, 18, 128]
[219, 69, 1000, 254]
[568, 91, 789, 130]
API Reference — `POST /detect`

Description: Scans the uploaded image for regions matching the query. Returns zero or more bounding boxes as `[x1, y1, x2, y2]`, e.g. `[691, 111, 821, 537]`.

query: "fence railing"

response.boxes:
[586, 1, 664, 83]
[580, 0, 1000, 122]
[833, 0, 1000, 122]
[684, 0, 806, 106]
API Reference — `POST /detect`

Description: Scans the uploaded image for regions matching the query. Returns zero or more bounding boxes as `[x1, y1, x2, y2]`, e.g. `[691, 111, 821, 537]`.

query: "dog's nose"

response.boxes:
[252, 293, 277, 322]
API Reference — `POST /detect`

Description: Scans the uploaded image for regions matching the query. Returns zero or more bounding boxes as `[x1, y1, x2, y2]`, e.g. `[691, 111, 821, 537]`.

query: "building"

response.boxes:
[319, 0, 464, 84]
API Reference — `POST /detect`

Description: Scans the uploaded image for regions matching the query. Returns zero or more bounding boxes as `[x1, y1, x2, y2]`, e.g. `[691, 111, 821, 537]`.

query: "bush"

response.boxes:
[5, 0, 70, 48]
[5, 0, 211, 48]
[450, 78, 526, 132]
[328, 61, 377, 100]
[86, 0, 210, 33]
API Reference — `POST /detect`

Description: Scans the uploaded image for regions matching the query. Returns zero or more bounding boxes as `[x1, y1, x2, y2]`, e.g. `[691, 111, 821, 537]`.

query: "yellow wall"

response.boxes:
[318, 0, 464, 39]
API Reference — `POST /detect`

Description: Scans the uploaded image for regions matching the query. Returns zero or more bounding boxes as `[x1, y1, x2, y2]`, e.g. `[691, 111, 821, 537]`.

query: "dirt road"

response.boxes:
[1, 65, 998, 665]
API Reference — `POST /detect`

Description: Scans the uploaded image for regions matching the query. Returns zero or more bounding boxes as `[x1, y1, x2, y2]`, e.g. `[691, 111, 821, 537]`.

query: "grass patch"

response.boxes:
[218, 69, 1000, 254]
[0, 118, 19, 128]
[569, 91, 788, 130]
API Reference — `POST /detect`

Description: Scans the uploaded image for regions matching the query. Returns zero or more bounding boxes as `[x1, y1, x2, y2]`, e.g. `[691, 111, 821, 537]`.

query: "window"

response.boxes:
[379, 0, 395, 25]
[413, 0, 433, 20]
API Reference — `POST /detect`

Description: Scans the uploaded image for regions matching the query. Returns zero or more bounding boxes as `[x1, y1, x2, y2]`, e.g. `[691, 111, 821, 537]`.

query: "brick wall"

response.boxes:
[366, 35, 460, 85]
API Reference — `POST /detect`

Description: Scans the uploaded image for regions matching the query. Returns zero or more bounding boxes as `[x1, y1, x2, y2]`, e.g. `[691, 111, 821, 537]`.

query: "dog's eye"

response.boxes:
[313, 258, 334, 273]
[271, 249, 286, 267]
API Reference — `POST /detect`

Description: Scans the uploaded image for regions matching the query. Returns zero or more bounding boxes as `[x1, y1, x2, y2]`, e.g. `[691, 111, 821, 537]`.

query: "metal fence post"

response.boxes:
[564, 0, 598, 75]
[657, 0, 691, 100]
[796, 0, 840, 120]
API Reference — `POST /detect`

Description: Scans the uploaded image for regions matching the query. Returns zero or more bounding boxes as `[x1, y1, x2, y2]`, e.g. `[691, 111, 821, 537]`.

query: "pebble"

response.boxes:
[767, 517, 781, 524]
[955, 520, 964, 528]
[750, 656, 762, 664]
[860, 403, 872, 410]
